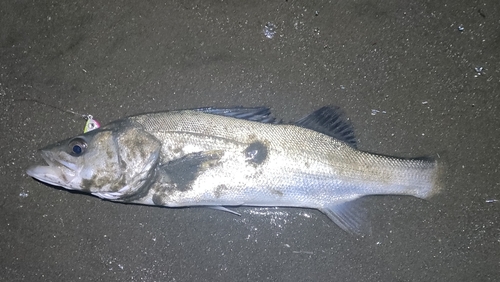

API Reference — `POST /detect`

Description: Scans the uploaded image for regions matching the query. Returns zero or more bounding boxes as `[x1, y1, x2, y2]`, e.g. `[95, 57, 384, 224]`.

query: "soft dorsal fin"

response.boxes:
[295, 106, 357, 147]
[194, 107, 277, 123]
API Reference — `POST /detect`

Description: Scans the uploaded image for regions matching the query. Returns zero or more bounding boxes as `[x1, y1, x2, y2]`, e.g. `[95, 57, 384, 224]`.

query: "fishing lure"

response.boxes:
[83, 115, 100, 133]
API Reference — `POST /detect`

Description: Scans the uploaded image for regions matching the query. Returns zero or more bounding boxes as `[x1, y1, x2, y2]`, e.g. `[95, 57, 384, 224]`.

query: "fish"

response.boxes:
[26, 106, 442, 235]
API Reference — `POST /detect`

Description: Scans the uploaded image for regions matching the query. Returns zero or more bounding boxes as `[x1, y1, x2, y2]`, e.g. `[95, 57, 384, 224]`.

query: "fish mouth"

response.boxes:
[26, 150, 79, 189]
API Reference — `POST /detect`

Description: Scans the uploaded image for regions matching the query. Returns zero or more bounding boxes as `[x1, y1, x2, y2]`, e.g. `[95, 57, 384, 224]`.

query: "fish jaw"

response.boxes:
[26, 149, 82, 190]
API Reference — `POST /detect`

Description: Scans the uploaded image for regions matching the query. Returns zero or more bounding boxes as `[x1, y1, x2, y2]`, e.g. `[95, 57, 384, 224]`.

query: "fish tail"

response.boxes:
[321, 156, 444, 236]
[404, 155, 444, 199]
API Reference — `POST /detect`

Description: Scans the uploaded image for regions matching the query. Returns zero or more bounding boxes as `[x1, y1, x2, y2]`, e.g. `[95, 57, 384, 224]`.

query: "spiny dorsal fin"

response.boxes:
[194, 107, 277, 123]
[295, 106, 357, 148]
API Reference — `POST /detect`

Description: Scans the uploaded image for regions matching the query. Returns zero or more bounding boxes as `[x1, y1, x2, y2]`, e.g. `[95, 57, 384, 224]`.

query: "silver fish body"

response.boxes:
[27, 107, 441, 234]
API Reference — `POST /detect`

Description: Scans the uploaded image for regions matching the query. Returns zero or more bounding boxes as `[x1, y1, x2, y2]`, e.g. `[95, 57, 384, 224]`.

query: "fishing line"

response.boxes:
[13, 90, 100, 133]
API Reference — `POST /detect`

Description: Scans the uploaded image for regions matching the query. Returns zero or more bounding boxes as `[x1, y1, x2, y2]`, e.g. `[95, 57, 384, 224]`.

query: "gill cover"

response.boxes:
[85, 125, 162, 200]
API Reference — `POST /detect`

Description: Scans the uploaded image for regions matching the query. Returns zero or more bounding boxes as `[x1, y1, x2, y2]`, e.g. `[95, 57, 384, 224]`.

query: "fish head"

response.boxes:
[27, 124, 161, 200]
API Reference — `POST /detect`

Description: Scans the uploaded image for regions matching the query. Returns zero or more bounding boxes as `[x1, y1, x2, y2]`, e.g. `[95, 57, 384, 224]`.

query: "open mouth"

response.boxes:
[26, 150, 78, 188]
[42, 150, 78, 172]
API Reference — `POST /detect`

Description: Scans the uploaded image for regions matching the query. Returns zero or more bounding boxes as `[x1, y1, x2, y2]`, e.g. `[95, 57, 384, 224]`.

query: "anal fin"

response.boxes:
[320, 198, 372, 236]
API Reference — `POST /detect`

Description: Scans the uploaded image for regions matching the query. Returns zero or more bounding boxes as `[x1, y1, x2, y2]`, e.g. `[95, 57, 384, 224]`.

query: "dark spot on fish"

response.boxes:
[106, 148, 114, 159]
[120, 159, 127, 170]
[80, 179, 92, 192]
[120, 171, 157, 203]
[152, 193, 165, 205]
[247, 133, 257, 141]
[214, 184, 229, 198]
[118, 128, 153, 162]
[87, 173, 128, 193]
[271, 189, 284, 197]
[304, 162, 310, 168]
[244, 141, 268, 165]
[172, 147, 182, 154]
[147, 175, 177, 206]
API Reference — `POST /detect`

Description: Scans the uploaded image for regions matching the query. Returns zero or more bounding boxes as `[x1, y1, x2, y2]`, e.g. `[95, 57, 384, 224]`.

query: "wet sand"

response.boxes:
[1, 1, 499, 281]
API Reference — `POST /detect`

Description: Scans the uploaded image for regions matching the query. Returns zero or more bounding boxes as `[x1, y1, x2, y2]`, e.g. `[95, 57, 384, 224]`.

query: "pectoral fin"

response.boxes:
[159, 150, 223, 191]
[320, 199, 372, 236]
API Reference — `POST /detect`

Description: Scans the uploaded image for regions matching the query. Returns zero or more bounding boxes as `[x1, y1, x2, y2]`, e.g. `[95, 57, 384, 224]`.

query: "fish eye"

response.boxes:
[68, 138, 87, 156]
